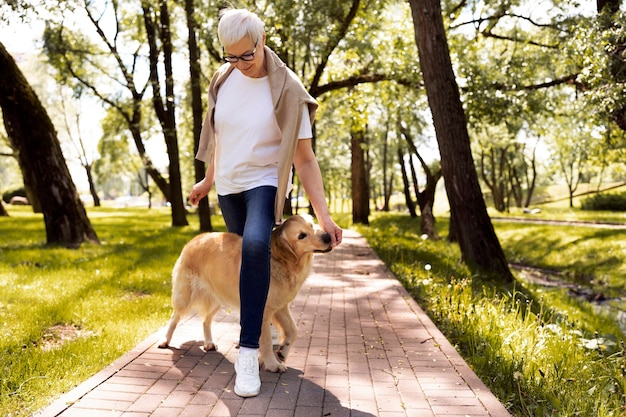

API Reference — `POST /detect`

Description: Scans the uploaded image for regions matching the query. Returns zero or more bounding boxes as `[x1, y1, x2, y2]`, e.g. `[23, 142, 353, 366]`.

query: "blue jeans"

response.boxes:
[218, 186, 277, 349]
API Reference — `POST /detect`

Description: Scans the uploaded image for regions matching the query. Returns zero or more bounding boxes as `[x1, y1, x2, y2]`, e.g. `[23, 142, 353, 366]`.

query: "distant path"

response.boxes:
[491, 217, 626, 230]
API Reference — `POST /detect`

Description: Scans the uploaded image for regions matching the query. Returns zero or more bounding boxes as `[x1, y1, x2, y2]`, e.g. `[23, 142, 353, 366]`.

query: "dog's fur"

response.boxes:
[158, 214, 332, 372]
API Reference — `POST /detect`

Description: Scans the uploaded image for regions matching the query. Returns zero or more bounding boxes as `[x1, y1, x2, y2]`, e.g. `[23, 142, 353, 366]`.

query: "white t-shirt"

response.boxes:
[214, 69, 312, 196]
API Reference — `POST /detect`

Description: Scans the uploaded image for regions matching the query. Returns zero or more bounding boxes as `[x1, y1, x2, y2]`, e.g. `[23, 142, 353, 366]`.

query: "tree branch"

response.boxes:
[489, 73, 582, 91]
[311, 72, 421, 97]
[310, 0, 361, 91]
[481, 29, 558, 49]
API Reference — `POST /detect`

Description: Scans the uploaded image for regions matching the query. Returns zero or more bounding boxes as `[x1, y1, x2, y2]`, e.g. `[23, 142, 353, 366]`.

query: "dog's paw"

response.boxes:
[157, 339, 170, 349]
[262, 360, 287, 373]
[202, 343, 217, 352]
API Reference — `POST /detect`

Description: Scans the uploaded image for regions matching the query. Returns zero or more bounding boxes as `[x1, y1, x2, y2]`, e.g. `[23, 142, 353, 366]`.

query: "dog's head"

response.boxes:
[271, 214, 332, 262]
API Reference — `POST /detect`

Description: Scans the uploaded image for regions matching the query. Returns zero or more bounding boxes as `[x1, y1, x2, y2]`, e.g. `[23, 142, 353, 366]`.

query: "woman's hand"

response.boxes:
[319, 216, 343, 248]
[189, 178, 212, 206]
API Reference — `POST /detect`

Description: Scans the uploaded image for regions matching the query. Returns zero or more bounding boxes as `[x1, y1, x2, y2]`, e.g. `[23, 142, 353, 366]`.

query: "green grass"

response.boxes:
[0, 206, 225, 417]
[494, 220, 626, 296]
[355, 213, 626, 417]
[489, 205, 626, 225]
[1, 205, 625, 417]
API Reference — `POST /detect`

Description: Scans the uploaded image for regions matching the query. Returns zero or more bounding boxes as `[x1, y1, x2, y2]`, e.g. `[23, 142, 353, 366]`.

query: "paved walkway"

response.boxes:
[36, 229, 512, 417]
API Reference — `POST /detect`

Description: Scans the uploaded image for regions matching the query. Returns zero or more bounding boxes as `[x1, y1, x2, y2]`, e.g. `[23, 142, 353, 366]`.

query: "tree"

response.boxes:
[397, 146, 417, 217]
[376, 119, 395, 212]
[184, 0, 212, 232]
[446, 0, 626, 192]
[0, 41, 99, 246]
[141, 0, 187, 226]
[596, 0, 626, 130]
[548, 109, 594, 208]
[94, 108, 145, 199]
[1, 111, 38, 209]
[313, 93, 353, 214]
[57, 88, 101, 207]
[408, 0, 513, 281]
[349, 95, 370, 225]
[474, 124, 539, 212]
[43, 0, 185, 226]
[397, 117, 442, 239]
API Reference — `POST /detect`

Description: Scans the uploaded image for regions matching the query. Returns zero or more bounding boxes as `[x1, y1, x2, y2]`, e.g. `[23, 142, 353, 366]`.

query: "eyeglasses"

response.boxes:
[222, 40, 258, 63]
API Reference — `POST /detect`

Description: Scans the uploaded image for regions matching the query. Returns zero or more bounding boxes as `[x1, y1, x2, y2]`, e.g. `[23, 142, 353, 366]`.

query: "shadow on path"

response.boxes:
[155, 338, 377, 417]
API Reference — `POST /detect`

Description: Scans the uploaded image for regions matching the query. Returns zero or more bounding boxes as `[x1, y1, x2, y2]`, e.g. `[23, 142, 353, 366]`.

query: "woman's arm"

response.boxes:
[293, 139, 342, 247]
[189, 154, 215, 206]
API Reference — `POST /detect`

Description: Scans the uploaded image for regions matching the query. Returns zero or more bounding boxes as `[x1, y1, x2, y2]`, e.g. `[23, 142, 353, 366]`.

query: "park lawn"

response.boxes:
[495, 220, 626, 295]
[0, 206, 221, 417]
[1, 206, 625, 417]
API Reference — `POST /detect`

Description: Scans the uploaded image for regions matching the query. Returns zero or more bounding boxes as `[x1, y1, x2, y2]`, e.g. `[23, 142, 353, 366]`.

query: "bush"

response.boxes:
[581, 192, 626, 211]
[2, 187, 27, 204]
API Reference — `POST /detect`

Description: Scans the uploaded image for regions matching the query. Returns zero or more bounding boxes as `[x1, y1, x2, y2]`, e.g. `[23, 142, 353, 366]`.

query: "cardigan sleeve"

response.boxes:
[195, 64, 234, 164]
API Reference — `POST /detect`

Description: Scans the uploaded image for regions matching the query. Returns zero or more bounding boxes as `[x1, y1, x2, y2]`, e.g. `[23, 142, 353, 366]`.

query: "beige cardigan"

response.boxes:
[196, 46, 318, 224]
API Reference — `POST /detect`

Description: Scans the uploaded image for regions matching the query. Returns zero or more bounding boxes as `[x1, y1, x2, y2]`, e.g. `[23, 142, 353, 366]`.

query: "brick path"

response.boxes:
[36, 229, 512, 417]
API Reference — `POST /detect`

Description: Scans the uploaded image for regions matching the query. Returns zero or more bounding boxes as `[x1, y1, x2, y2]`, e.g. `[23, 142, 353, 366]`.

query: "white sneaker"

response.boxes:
[234, 348, 260, 397]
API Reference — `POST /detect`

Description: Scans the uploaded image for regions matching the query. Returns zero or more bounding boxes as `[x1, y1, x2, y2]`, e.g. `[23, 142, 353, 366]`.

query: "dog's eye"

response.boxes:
[298, 232, 307, 240]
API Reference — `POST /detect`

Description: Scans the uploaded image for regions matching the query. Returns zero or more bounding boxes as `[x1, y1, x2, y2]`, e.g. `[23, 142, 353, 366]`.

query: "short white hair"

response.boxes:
[218, 8, 265, 48]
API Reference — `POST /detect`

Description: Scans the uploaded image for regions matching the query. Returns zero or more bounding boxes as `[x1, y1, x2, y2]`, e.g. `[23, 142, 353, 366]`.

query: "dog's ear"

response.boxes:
[270, 226, 298, 263]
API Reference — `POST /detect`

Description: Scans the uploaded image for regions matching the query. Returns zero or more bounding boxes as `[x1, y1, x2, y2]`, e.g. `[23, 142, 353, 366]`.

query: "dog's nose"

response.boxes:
[322, 233, 331, 244]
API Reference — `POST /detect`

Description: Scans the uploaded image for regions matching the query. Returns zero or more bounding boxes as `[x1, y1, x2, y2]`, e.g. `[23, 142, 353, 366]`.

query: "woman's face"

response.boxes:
[223, 34, 266, 78]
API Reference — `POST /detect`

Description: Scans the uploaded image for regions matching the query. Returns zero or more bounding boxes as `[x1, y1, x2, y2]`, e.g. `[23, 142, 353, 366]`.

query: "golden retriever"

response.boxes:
[158, 214, 332, 372]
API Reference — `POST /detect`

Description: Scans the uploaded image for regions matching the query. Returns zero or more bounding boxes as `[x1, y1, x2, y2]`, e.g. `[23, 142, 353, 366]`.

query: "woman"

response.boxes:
[188, 8, 342, 397]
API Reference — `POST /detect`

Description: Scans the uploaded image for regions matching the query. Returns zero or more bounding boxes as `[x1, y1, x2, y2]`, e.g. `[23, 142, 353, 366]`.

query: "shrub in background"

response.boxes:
[581, 192, 626, 211]
[2, 187, 27, 204]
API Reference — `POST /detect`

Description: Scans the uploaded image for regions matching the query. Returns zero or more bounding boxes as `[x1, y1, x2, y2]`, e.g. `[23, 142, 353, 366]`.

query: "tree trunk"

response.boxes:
[419, 200, 438, 239]
[416, 172, 441, 240]
[381, 125, 393, 211]
[21, 161, 42, 213]
[408, 0, 513, 281]
[0, 41, 99, 247]
[351, 128, 369, 224]
[524, 145, 538, 208]
[408, 151, 420, 208]
[0, 200, 8, 216]
[398, 117, 441, 238]
[126, 112, 171, 200]
[84, 163, 101, 207]
[4, 136, 42, 212]
[398, 147, 417, 217]
[480, 147, 507, 212]
[448, 207, 458, 243]
[185, 0, 213, 232]
[143, 0, 188, 227]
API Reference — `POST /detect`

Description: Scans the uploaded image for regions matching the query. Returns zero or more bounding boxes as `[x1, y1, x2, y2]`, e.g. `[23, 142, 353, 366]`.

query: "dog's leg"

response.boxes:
[202, 304, 220, 352]
[259, 312, 287, 372]
[273, 305, 298, 362]
[158, 312, 181, 348]
[159, 260, 191, 349]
